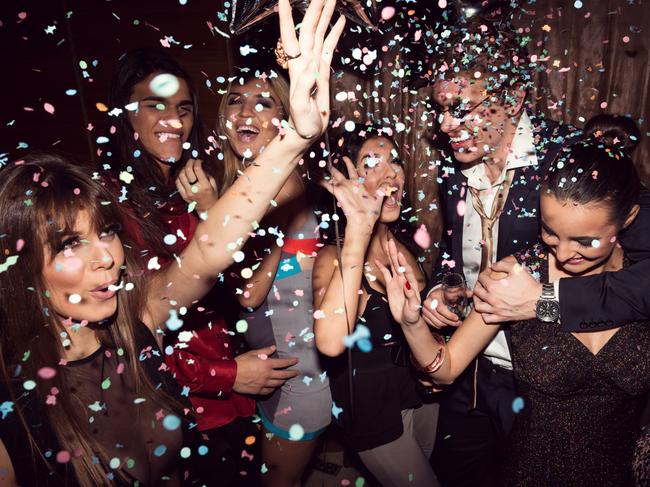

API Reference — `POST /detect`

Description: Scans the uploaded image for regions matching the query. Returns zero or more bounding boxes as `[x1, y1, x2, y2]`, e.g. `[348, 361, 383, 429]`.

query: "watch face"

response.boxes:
[536, 300, 560, 322]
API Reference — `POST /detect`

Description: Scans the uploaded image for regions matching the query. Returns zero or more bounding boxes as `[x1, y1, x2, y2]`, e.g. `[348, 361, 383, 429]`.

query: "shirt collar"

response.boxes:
[461, 112, 538, 190]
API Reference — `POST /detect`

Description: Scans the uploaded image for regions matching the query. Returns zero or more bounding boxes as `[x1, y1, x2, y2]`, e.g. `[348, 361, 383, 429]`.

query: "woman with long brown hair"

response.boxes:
[0, 1, 345, 485]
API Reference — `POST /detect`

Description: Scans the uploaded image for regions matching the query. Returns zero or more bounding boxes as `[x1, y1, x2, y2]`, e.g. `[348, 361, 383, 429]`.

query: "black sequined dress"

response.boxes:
[501, 243, 650, 486]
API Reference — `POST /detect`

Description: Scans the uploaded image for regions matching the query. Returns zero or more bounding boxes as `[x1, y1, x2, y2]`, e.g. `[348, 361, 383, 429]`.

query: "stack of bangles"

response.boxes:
[410, 333, 446, 374]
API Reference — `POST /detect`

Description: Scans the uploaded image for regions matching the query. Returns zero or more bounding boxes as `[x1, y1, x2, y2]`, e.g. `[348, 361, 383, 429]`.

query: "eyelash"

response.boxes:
[57, 224, 122, 253]
[542, 228, 593, 247]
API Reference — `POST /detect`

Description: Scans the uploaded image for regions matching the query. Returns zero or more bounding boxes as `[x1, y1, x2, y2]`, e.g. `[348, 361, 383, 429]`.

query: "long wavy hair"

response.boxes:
[216, 70, 291, 193]
[0, 153, 184, 486]
[104, 48, 219, 259]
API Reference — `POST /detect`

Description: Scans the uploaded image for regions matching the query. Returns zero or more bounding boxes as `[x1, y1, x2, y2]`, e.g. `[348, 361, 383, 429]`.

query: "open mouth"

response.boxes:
[449, 131, 474, 153]
[155, 132, 183, 143]
[236, 125, 261, 143]
[382, 185, 402, 209]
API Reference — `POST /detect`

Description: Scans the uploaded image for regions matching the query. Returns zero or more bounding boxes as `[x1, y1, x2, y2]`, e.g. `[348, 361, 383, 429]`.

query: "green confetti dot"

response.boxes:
[109, 457, 120, 469]
[235, 319, 248, 333]
[126, 458, 135, 469]
[101, 377, 111, 390]
[180, 447, 191, 459]
[355, 477, 366, 487]
[23, 380, 36, 391]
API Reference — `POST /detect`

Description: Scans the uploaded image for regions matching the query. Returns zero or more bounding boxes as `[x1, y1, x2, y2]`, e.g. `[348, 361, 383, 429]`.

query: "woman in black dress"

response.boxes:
[377, 115, 650, 486]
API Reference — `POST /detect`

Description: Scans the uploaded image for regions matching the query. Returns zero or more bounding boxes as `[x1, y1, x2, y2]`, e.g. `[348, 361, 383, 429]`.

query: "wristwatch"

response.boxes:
[535, 283, 560, 323]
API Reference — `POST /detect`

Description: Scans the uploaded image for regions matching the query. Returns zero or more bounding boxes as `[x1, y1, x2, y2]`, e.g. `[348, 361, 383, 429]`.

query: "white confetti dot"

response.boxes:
[591, 239, 601, 248]
[241, 268, 253, 279]
[232, 251, 245, 263]
[288, 424, 304, 441]
[68, 294, 81, 304]
[344, 121, 356, 132]
[149, 73, 180, 98]
[164, 234, 177, 246]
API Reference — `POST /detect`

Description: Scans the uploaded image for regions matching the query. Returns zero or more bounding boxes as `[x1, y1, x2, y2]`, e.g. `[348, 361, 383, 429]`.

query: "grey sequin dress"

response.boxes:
[500, 243, 650, 487]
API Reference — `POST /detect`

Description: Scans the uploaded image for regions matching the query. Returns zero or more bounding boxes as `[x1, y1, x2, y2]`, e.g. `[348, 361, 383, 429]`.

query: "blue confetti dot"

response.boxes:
[65, 89, 77, 96]
[198, 445, 209, 456]
[162, 414, 181, 431]
[512, 396, 525, 413]
[574, 0, 582, 7]
[357, 338, 372, 353]
[153, 445, 167, 457]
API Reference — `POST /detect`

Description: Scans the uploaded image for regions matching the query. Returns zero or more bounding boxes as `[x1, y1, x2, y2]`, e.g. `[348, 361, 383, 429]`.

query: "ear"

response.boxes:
[623, 203, 640, 230]
[504, 85, 527, 116]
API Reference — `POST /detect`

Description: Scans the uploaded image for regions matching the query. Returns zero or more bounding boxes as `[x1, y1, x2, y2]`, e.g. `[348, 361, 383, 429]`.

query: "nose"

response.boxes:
[237, 99, 255, 118]
[439, 111, 460, 134]
[91, 241, 115, 271]
[555, 241, 577, 263]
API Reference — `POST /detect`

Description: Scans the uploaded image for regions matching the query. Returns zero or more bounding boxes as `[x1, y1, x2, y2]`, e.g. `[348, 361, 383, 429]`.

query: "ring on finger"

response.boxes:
[275, 39, 301, 69]
[188, 179, 198, 185]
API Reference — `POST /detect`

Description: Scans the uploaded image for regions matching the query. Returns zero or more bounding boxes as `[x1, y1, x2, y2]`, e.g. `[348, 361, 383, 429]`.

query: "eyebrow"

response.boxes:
[541, 221, 597, 241]
[141, 96, 193, 106]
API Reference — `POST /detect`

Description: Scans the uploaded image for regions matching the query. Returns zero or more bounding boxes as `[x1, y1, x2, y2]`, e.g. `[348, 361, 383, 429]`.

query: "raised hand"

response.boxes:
[376, 239, 422, 327]
[175, 159, 218, 213]
[278, 0, 345, 139]
[320, 156, 384, 233]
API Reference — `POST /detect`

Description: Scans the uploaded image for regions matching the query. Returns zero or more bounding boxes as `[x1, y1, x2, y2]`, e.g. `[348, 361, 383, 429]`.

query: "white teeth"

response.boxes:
[450, 130, 471, 143]
[237, 126, 260, 134]
[157, 132, 181, 140]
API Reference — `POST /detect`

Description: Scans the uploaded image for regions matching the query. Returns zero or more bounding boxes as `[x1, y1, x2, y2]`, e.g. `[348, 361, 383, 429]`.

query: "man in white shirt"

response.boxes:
[418, 22, 578, 487]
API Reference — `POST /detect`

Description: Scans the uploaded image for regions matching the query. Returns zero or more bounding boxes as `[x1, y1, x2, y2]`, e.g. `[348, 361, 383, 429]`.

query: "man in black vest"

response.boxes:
[419, 21, 650, 486]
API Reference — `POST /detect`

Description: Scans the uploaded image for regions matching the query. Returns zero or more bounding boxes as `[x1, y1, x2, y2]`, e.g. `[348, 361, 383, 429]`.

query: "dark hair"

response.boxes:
[543, 115, 641, 227]
[584, 114, 641, 154]
[318, 125, 418, 255]
[0, 152, 184, 486]
[103, 48, 219, 259]
[422, 20, 532, 95]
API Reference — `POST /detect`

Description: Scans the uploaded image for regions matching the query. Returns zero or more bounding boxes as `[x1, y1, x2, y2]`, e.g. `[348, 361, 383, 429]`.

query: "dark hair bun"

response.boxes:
[583, 114, 641, 153]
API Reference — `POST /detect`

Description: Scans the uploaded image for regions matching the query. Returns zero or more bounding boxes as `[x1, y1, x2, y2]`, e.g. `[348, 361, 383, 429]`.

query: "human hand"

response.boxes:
[375, 239, 422, 327]
[421, 286, 467, 329]
[233, 345, 299, 395]
[320, 156, 384, 233]
[278, 0, 345, 140]
[472, 256, 540, 323]
[175, 159, 218, 213]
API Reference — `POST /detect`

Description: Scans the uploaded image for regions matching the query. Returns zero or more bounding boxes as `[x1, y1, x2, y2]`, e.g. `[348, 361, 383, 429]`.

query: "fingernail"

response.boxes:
[405, 281, 411, 291]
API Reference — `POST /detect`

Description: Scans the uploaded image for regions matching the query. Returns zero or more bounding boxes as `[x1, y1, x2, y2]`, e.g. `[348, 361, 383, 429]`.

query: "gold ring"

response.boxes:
[275, 39, 301, 70]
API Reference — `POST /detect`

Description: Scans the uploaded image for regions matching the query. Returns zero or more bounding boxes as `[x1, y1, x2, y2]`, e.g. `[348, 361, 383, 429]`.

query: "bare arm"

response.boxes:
[0, 439, 16, 487]
[378, 239, 502, 385]
[235, 172, 304, 309]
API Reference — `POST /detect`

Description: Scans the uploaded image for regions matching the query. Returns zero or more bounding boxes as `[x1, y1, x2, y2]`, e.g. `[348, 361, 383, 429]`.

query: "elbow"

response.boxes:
[238, 291, 266, 310]
[315, 334, 345, 358]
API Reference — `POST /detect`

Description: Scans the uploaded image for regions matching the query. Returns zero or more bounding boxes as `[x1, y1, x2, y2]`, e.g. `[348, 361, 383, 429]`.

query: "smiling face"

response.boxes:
[540, 194, 623, 276]
[42, 210, 125, 323]
[355, 137, 405, 223]
[431, 74, 522, 166]
[126, 72, 194, 167]
[222, 78, 284, 160]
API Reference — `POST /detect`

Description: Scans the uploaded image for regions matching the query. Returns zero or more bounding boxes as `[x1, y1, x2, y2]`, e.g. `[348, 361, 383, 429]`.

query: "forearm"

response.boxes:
[192, 131, 308, 277]
[403, 309, 500, 384]
[315, 233, 370, 357]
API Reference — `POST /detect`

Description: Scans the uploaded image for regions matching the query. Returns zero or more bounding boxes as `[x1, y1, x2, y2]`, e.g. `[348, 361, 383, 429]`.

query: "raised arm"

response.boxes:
[378, 239, 500, 384]
[312, 158, 383, 357]
[142, 0, 345, 330]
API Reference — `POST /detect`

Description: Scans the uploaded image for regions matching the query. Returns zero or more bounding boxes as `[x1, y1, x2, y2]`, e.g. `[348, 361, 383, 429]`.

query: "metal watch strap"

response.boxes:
[541, 282, 555, 300]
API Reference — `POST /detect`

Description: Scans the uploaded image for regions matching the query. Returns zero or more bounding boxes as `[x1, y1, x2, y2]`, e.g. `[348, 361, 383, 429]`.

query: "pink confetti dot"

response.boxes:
[16, 239, 24, 251]
[73, 187, 81, 195]
[456, 200, 467, 217]
[438, 0, 448, 8]
[381, 6, 395, 20]
[56, 450, 71, 463]
[340, 480, 351, 486]
[38, 367, 56, 379]
[414, 224, 431, 249]
[622, 36, 630, 43]
[43, 102, 55, 115]
[18, 12, 27, 20]
[600, 102, 608, 109]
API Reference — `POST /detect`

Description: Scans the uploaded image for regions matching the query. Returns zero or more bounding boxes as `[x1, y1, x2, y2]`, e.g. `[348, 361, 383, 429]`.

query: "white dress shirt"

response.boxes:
[461, 112, 538, 369]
